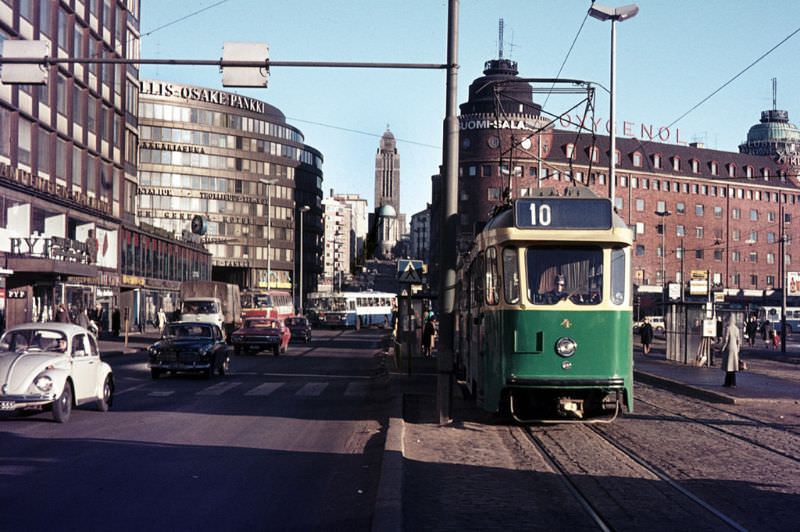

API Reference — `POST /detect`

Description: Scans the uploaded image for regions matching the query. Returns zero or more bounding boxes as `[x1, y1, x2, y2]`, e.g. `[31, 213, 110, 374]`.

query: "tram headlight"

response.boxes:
[555, 337, 577, 357]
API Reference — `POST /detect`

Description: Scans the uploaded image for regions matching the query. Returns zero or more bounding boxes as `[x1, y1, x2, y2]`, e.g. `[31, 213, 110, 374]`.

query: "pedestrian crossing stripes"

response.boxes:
[244, 382, 285, 396]
[132, 380, 370, 399]
[196, 382, 242, 396]
[295, 382, 329, 396]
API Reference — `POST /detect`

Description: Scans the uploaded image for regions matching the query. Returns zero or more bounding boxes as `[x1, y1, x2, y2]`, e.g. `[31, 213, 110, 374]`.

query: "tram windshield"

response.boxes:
[527, 246, 603, 305]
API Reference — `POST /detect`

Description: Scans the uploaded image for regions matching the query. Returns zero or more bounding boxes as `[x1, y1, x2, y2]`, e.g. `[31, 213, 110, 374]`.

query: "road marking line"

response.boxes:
[244, 382, 285, 396]
[295, 382, 328, 396]
[196, 382, 242, 396]
[115, 383, 150, 396]
[148, 390, 175, 397]
[344, 382, 369, 397]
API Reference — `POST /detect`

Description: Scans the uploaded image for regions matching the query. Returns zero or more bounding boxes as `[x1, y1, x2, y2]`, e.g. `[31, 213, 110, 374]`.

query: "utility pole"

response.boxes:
[437, 0, 459, 425]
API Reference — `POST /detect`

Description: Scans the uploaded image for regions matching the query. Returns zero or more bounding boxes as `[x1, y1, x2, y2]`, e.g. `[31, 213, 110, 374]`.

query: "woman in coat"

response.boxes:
[720, 315, 742, 388]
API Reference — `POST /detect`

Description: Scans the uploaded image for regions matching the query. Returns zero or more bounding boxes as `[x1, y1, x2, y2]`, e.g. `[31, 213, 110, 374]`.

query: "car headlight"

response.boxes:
[34, 375, 54, 393]
[555, 337, 577, 357]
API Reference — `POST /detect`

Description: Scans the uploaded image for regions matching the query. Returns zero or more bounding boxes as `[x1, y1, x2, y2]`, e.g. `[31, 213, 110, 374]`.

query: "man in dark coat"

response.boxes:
[56, 303, 70, 323]
[112, 307, 121, 337]
[639, 317, 654, 355]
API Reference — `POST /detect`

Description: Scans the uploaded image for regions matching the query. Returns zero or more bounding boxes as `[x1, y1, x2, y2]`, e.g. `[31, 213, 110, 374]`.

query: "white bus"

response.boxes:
[756, 305, 800, 335]
[307, 291, 396, 328]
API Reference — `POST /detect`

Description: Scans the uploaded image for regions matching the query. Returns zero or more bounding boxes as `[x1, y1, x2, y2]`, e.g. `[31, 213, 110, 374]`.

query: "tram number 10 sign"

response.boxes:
[514, 198, 613, 230]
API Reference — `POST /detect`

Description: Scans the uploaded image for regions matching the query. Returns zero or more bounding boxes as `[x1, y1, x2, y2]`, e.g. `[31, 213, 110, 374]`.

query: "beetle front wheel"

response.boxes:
[52, 382, 73, 423]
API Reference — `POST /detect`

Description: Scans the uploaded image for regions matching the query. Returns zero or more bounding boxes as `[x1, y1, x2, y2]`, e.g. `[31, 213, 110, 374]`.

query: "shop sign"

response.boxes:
[788, 272, 800, 297]
[9, 235, 92, 263]
[122, 274, 145, 286]
[140, 81, 266, 114]
[7, 289, 27, 299]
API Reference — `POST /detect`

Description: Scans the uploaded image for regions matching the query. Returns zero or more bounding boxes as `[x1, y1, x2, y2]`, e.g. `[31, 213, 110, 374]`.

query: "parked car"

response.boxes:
[231, 318, 291, 355]
[285, 316, 312, 343]
[0, 323, 114, 423]
[148, 322, 230, 379]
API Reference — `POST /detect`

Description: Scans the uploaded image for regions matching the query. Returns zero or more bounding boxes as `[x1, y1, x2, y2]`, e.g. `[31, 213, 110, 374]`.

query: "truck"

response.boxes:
[179, 281, 242, 340]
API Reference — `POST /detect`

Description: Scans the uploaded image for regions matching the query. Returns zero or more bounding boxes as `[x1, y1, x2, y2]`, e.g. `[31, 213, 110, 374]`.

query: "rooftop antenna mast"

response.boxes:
[498, 18, 504, 59]
[772, 77, 777, 110]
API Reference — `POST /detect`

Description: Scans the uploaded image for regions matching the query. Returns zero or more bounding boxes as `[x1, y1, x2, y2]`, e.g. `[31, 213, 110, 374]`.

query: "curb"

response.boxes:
[372, 389, 405, 532]
[634, 369, 737, 404]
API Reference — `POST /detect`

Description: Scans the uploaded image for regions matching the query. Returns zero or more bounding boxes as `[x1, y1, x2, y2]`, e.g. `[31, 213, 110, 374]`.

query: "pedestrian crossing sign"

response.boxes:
[397, 259, 423, 284]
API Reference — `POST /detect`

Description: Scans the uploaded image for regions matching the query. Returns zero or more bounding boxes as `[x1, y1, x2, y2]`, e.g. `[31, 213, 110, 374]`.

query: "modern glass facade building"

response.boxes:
[137, 80, 324, 295]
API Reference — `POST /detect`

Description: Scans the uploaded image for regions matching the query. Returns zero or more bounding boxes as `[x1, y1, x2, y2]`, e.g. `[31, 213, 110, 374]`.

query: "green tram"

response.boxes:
[455, 187, 633, 422]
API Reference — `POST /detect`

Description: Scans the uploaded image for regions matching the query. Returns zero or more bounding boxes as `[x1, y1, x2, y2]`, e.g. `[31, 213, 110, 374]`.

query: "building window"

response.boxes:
[767, 232, 776, 244]
[482, 165, 492, 177]
[631, 177, 638, 189]
[635, 245, 645, 256]
[731, 208, 740, 220]
[566, 143, 575, 159]
[653, 154, 661, 169]
[632, 152, 642, 167]
[656, 200, 666, 213]
[732, 251, 740, 262]
[676, 247, 684, 259]
[614, 197, 623, 211]
[672, 157, 680, 171]
[767, 252, 775, 265]
[692, 184, 699, 194]
[750, 209, 758, 221]
[728, 164, 736, 177]
[749, 251, 758, 263]
[710, 161, 718, 175]
[695, 249, 703, 259]
[676, 225, 685, 237]
[695, 204, 704, 216]
[766, 275, 775, 285]
[745, 166, 753, 178]
[590, 146, 599, 162]
[713, 206, 722, 218]
[732, 229, 740, 241]
[487, 187, 501, 200]
[18, 120, 32, 166]
[748, 230, 758, 243]
[751, 274, 758, 286]
[676, 202, 685, 214]
[468, 165, 477, 177]
[619, 175, 627, 187]
[635, 198, 644, 212]
[714, 249, 722, 261]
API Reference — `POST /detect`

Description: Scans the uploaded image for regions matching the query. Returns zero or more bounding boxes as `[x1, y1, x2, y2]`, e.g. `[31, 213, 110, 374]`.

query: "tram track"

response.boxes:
[520, 424, 748, 531]
[635, 395, 800, 464]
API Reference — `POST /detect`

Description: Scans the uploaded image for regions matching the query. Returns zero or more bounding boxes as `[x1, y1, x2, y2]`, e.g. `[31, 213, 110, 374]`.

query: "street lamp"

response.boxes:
[588, 3, 639, 204]
[655, 209, 672, 286]
[259, 178, 279, 289]
[298, 205, 311, 315]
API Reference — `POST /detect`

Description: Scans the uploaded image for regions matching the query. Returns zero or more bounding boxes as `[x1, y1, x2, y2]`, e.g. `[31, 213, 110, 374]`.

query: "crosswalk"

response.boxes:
[131, 379, 374, 399]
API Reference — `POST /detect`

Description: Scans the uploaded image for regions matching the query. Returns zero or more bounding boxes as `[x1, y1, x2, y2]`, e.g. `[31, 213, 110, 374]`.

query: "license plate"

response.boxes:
[1, 400, 16, 410]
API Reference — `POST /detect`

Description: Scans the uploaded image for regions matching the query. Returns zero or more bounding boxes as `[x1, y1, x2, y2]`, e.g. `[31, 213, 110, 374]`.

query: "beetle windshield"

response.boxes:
[0, 329, 69, 353]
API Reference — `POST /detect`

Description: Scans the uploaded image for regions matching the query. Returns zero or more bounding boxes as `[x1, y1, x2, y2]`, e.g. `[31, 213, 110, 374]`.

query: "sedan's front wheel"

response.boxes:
[52, 382, 73, 423]
[219, 355, 230, 376]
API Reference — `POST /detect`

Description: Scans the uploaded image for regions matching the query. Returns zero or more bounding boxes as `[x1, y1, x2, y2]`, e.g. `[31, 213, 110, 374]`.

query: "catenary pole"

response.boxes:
[438, 0, 459, 425]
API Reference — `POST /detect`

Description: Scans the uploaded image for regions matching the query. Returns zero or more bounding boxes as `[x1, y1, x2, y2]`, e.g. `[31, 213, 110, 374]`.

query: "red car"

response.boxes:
[231, 318, 291, 356]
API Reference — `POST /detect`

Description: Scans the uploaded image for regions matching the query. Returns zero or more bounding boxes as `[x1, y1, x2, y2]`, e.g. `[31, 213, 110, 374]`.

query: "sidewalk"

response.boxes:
[98, 329, 162, 357]
[374, 344, 800, 531]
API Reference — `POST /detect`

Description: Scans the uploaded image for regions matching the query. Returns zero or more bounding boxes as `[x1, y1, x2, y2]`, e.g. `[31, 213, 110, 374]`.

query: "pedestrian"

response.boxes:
[721, 315, 742, 388]
[764, 321, 774, 349]
[773, 329, 781, 350]
[639, 316, 654, 355]
[745, 316, 758, 348]
[421, 312, 436, 357]
[56, 303, 71, 323]
[157, 308, 167, 334]
[112, 307, 121, 337]
[77, 307, 90, 329]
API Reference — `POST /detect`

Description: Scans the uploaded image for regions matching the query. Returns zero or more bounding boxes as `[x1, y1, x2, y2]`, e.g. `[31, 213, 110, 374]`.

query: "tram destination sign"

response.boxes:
[514, 198, 613, 230]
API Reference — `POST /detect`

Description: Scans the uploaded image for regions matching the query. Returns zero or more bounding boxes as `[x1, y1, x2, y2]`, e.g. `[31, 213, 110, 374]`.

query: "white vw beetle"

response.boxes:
[0, 323, 114, 423]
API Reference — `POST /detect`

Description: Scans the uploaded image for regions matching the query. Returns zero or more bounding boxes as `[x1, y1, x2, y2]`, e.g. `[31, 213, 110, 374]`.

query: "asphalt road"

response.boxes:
[0, 328, 391, 532]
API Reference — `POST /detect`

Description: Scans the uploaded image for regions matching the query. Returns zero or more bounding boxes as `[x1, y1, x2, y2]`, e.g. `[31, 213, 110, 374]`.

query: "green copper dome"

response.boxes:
[740, 109, 800, 155]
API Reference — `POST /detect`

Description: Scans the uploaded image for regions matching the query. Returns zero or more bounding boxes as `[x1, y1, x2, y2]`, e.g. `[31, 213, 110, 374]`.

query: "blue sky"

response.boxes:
[140, 0, 800, 219]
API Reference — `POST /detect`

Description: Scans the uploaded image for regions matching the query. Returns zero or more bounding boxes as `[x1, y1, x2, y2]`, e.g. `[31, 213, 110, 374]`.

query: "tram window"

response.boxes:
[485, 247, 499, 305]
[611, 248, 626, 305]
[526, 246, 603, 306]
[502, 247, 520, 304]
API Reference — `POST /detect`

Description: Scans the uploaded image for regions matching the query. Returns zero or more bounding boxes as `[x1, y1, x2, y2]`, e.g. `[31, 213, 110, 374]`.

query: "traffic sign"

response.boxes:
[397, 259, 423, 284]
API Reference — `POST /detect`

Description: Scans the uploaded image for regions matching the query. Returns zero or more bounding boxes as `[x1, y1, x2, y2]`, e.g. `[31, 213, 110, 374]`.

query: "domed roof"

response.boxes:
[745, 109, 800, 143]
[459, 58, 541, 117]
